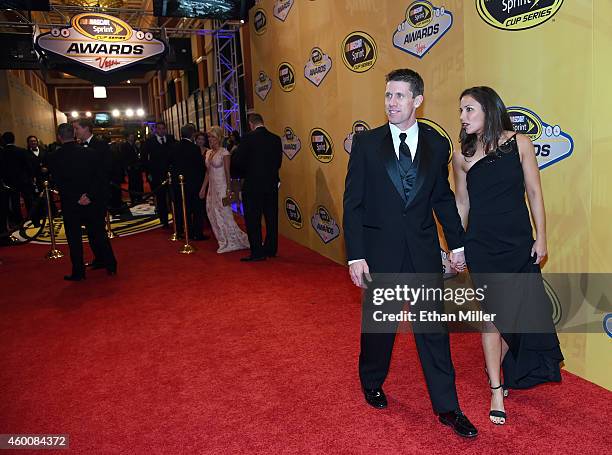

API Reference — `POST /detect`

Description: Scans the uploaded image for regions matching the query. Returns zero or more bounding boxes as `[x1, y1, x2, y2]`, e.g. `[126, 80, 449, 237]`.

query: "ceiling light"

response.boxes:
[93, 86, 107, 98]
[136, 108, 145, 117]
[85, 111, 92, 117]
[112, 109, 120, 117]
[71, 111, 79, 118]
[125, 108, 134, 117]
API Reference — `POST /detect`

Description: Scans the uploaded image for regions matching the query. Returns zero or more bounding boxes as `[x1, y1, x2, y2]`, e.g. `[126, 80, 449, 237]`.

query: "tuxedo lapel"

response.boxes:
[379, 126, 407, 204]
[405, 126, 431, 207]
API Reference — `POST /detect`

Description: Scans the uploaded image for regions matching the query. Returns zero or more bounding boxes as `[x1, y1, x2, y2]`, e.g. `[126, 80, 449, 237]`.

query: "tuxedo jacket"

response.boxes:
[169, 139, 205, 191]
[26, 148, 50, 185]
[144, 135, 175, 181]
[1, 144, 31, 188]
[48, 141, 107, 210]
[232, 127, 282, 194]
[343, 123, 464, 274]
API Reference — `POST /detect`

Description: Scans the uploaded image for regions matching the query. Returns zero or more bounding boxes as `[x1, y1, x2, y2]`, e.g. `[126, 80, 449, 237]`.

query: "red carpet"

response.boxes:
[1, 228, 610, 454]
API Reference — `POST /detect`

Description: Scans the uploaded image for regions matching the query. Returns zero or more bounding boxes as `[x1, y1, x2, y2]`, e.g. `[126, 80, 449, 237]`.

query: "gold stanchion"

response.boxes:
[43, 181, 63, 260]
[105, 211, 117, 239]
[167, 171, 178, 242]
[178, 174, 195, 254]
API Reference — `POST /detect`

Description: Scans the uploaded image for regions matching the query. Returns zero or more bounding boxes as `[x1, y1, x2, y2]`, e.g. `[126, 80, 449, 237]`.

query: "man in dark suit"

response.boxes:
[1, 132, 33, 226]
[169, 123, 207, 240]
[123, 133, 144, 203]
[232, 113, 282, 262]
[144, 121, 175, 227]
[72, 118, 116, 273]
[48, 123, 116, 280]
[343, 69, 476, 438]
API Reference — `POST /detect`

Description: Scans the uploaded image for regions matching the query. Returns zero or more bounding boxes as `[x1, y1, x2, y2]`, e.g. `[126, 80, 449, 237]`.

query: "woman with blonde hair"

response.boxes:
[199, 126, 249, 253]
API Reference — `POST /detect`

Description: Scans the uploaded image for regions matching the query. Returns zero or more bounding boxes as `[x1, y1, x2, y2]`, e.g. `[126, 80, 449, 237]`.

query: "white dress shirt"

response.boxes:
[348, 121, 463, 266]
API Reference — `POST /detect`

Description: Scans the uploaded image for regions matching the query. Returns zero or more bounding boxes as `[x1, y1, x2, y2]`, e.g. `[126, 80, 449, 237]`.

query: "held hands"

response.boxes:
[449, 250, 466, 272]
[78, 193, 91, 206]
[531, 238, 547, 264]
[349, 260, 372, 288]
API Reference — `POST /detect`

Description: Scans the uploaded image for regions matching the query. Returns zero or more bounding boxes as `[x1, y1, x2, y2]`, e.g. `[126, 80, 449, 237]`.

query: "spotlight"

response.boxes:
[136, 108, 145, 117]
[126, 80, 131, 84]
[93, 86, 107, 98]
[112, 109, 120, 117]
[85, 111, 92, 117]
[71, 111, 79, 118]
[126, 108, 134, 117]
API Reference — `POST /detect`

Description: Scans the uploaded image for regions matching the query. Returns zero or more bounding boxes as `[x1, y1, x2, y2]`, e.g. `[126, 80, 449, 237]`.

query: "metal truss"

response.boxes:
[213, 22, 240, 135]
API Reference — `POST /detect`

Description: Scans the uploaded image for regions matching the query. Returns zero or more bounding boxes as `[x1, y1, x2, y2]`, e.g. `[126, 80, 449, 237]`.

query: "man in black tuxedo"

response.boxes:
[232, 113, 282, 262]
[343, 69, 476, 438]
[25, 135, 49, 227]
[144, 121, 174, 227]
[169, 123, 207, 240]
[1, 132, 33, 226]
[123, 133, 144, 203]
[72, 118, 116, 273]
[48, 123, 116, 280]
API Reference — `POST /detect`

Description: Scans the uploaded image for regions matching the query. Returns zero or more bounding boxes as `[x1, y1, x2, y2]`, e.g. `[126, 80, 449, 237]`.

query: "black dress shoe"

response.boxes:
[438, 410, 478, 438]
[363, 388, 387, 409]
[107, 268, 117, 276]
[64, 274, 85, 281]
[240, 256, 266, 262]
[86, 261, 105, 270]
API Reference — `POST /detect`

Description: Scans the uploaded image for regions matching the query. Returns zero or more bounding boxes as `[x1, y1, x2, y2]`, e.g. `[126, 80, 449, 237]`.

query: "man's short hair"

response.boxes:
[180, 123, 196, 139]
[385, 69, 424, 97]
[74, 117, 94, 133]
[1, 131, 15, 144]
[57, 123, 75, 140]
[247, 113, 264, 125]
[156, 121, 166, 127]
[27, 135, 38, 144]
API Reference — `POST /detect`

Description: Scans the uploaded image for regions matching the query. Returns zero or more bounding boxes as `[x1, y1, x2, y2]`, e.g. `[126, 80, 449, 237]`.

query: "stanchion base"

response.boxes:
[45, 249, 64, 260]
[169, 232, 178, 242]
[107, 231, 118, 239]
[178, 243, 196, 254]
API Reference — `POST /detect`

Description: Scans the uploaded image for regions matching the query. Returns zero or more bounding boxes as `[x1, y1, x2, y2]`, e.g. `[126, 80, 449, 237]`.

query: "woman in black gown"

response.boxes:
[452, 87, 563, 425]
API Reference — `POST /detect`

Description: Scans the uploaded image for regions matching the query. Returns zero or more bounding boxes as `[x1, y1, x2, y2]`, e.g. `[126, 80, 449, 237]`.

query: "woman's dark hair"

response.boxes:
[459, 86, 514, 157]
[194, 132, 207, 145]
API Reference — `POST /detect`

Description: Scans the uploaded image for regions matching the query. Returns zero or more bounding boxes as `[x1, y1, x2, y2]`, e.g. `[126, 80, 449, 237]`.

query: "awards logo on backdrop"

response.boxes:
[281, 127, 301, 160]
[507, 106, 573, 169]
[311, 205, 341, 244]
[253, 8, 267, 34]
[285, 197, 303, 229]
[476, 0, 564, 31]
[36, 12, 165, 73]
[278, 62, 296, 92]
[309, 128, 334, 163]
[344, 120, 371, 154]
[304, 47, 332, 87]
[392, 1, 453, 58]
[255, 71, 272, 100]
[417, 118, 453, 162]
[273, 0, 294, 21]
[341, 31, 377, 73]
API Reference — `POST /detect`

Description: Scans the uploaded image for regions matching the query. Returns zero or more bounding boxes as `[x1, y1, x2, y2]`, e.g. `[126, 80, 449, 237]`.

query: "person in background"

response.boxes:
[0, 132, 33, 226]
[144, 121, 175, 228]
[199, 126, 248, 253]
[25, 135, 49, 227]
[123, 132, 144, 204]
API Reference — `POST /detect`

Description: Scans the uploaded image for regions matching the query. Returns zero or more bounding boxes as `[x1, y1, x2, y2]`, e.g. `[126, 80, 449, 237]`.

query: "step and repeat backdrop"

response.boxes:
[250, 0, 611, 389]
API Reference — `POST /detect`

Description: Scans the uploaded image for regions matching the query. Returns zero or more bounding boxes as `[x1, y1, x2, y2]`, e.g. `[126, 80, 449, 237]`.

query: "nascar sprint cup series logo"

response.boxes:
[507, 106, 573, 169]
[304, 47, 332, 87]
[255, 71, 272, 101]
[273, 0, 294, 22]
[36, 13, 165, 72]
[253, 8, 267, 34]
[344, 120, 370, 154]
[278, 62, 296, 92]
[418, 118, 453, 162]
[311, 205, 341, 244]
[392, 1, 453, 58]
[282, 127, 301, 160]
[310, 128, 334, 163]
[476, 0, 564, 31]
[341, 31, 377, 73]
[285, 197, 303, 229]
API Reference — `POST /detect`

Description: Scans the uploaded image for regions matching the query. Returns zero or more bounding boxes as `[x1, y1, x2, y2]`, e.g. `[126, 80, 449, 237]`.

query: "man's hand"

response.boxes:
[78, 193, 91, 206]
[349, 260, 372, 288]
[450, 250, 466, 272]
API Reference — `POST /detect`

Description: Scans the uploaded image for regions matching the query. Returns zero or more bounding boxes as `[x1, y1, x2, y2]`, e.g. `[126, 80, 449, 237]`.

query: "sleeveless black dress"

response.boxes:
[465, 135, 563, 389]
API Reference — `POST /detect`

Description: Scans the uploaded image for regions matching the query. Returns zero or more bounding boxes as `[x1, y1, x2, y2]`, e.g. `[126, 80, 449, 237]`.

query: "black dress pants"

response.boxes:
[242, 189, 278, 258]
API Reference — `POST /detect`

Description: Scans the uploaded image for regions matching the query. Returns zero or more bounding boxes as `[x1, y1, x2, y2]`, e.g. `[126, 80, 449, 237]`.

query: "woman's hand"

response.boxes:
[199, 186, 207, 199]
[531, 238, 547, 264]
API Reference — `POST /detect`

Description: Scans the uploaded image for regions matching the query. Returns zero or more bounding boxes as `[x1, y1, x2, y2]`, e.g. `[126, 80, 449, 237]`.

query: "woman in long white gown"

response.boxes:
[199, 126, 249, 253]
